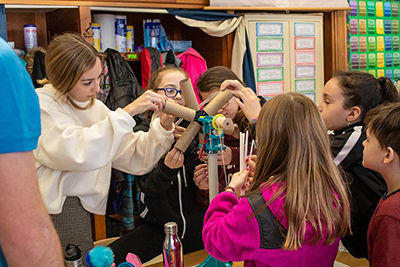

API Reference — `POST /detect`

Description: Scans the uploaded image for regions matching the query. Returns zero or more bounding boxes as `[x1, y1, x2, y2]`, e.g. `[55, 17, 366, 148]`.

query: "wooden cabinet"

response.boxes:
[4, 2, 348, 77]
[5, 3, 234, 68]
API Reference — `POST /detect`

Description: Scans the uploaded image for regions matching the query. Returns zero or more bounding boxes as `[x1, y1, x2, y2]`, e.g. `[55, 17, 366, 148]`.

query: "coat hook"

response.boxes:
[83, 23, 94, 38]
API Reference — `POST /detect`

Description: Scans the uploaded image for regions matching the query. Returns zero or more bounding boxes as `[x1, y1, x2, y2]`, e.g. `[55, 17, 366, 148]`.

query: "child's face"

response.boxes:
[200, 89, 239, 120]
[362, 130, 386, 172]
[156, 70, 186, 106]
[318, 78, 351, 131]
[69, 57, 102, 102]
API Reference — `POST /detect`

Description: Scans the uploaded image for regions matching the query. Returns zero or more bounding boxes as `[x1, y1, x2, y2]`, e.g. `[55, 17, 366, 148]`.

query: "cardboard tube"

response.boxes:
[175, 122, 202, 152]
[164, 101, 196, 122]
[215, 117, 234, 134]
[203, 90, 233, 116]
[180, 78, 199, 111]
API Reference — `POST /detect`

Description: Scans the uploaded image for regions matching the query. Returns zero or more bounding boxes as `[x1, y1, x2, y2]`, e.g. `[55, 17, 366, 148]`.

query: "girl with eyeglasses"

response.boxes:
[194, 66, 265, 208]
[109, 65, 206, 264]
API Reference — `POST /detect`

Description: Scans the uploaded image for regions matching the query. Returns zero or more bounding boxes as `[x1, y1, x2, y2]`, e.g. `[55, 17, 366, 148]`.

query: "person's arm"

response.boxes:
[202, 192, 259, 262]
[0, 151, 63, 266]
[136, 152, 179, 196]
[112, 116, 174, 175]
[35, 98, 137, 172]
[368, 214, 400, 266]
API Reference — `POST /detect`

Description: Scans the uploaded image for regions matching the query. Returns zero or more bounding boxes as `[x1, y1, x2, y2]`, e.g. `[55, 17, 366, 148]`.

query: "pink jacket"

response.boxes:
[177, 48, 207, 104]
[202, 183, 340, 267]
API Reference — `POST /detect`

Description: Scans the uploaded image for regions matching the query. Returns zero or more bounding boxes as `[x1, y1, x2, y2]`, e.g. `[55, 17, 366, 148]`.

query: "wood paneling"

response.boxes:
[46, 8, 80, 41]
[334, 10, 348, 71]
[3, 0, 207, 9]
[91, 214, 107, 241]
[322, 10, 349, 82]
[6, 11, 38, 49]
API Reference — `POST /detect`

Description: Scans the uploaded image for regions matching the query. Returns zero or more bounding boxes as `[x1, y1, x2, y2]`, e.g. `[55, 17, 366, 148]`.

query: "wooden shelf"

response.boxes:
[2, 0, 207, 9]
[203, 6, 351, 12]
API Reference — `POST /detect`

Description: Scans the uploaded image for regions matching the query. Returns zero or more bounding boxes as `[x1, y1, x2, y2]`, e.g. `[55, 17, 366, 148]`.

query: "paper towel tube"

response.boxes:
[180, 79, 199, 111]
[164, 101, 196, 122]
[92, 14, 115, 52]
[175, 122, 202, 152]
[203, 90, 233, 116]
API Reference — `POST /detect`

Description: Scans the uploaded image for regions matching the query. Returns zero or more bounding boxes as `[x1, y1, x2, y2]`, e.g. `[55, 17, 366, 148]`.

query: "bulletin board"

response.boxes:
[245, 14, 324, 103]
[348, 0, 400, 80]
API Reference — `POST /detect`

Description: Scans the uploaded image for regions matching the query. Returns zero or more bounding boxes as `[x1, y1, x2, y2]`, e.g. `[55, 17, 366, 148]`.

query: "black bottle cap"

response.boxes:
[64, 244, 82, 261]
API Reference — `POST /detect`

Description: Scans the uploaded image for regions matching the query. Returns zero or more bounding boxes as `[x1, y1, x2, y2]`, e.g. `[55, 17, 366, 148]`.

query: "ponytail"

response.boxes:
[376, 76, 400, 104]
[334, 71, 400, 119]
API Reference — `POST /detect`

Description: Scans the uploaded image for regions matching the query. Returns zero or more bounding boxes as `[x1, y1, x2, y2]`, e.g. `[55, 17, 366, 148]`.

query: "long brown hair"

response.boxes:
[43, 33, 104, 110]
[250, 92, 351, 250]
[197, 66, 251, 133]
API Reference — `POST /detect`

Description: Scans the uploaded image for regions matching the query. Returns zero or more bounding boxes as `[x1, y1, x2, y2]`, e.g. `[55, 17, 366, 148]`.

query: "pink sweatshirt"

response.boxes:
[202, 183, 340, 267]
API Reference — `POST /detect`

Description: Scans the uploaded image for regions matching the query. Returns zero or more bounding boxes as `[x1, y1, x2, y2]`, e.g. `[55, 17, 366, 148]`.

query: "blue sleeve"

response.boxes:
[0, 37, 41, 153]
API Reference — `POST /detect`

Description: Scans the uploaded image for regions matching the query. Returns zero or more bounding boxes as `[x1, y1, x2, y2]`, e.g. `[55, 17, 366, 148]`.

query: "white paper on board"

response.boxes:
[257, 53, 284, 67]
[295, 37, 315, 50]
[257, 38, 284, 51]
[295, 79, 315, 92]
[303, 92, 316, 102]
[294, 23, 315, 36]
[295, 65, 316, 78]
[256, 23, 283, 36]
[258, 68, 283, 81]
[295, 51, 316, 64]
[257, 82, 284, 96]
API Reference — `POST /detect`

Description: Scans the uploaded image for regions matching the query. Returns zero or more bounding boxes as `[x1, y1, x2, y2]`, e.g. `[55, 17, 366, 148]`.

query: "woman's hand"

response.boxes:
[173, 125, 186, 139]
[221, 80, 261, 121]
[246, 154, 257, 178]
[229, 167, 250, 196]
[159, 112, 174, 131]
[164, 147, 184, 169]
[123, 91, 166, 116]
[220, 79, 245, 92]
[193, 163, 209, 190]
[198, 147, 232, 165]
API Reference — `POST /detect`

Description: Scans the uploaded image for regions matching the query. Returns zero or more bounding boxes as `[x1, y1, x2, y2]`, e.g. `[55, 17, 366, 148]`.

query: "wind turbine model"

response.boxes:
[162, 79, 234, 202]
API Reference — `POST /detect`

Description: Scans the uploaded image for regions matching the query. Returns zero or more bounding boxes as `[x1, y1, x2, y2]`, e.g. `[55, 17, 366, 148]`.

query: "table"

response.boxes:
[142, 249, 243, 267]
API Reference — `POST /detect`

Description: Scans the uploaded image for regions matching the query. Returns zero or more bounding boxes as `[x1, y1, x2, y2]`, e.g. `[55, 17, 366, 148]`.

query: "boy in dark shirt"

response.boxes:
[363, 103, 400, 266]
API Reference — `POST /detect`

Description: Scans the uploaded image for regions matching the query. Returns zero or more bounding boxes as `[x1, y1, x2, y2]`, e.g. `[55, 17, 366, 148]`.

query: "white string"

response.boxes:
[219, 132, 228, 187]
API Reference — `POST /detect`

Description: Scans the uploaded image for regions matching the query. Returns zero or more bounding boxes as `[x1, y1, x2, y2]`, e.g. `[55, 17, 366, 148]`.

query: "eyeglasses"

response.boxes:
[156, 87, 182, 98]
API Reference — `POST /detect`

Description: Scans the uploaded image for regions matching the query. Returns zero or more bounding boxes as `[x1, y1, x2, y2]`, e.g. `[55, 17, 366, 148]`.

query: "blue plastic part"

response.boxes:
[198, 116, 225, 154]
[196, 255, 233, 267]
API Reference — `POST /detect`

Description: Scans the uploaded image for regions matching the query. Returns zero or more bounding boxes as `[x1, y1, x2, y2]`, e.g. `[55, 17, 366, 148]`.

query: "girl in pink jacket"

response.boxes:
[202, 92, 351, 267]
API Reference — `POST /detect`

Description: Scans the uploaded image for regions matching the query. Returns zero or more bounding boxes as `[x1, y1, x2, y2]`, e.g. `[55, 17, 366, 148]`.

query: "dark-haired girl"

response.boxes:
[318, 71, 400, 258]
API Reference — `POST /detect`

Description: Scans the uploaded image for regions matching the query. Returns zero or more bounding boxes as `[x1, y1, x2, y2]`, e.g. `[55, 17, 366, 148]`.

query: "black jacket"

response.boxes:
[137, 135, 205, 240]
[104, 48, 144, 112]
[331, 122, 386, 259]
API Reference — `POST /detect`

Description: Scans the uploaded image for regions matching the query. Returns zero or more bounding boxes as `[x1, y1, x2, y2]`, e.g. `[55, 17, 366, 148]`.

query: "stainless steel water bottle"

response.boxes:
[64, 243, 83, 267]
[163, 222, 183, 267]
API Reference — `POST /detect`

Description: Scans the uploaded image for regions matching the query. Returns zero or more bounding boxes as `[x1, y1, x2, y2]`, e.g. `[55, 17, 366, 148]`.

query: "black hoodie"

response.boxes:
[137, 132, 205, 240]
[331, 121, 387, 259]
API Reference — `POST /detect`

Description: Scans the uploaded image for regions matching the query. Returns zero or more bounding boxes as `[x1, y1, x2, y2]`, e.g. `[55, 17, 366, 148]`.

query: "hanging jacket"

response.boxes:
[137, 121, 204, 239]
[25, 47, 47, 88]
[331, 121, 386, 259]
[162, 49, 182, 67]
[177, 48, 207, 104]
[103, 48, 145, 229]
[104, 48, 144, 111]
[141, 47, 163, 89]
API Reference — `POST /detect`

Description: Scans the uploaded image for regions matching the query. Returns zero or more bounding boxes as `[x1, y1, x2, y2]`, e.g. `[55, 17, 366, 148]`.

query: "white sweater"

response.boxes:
[34, 84, 174, 215]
